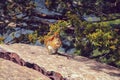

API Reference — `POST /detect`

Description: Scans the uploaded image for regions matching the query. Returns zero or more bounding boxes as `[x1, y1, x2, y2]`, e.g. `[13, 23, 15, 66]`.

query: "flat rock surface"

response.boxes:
[0, 58, 50, 80]
[0, 43, 120, 80]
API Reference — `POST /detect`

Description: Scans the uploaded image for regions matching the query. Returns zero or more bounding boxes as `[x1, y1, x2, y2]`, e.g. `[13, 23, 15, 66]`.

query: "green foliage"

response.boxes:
[64, 10, 120, 67]
[0, 36, 4, 44]
[6, 0, 36, 14]
[92, 49, 110, 57]
[46, 20, 70, 35]
[28, 31, 38, 43]
[86, 23, 118, 50]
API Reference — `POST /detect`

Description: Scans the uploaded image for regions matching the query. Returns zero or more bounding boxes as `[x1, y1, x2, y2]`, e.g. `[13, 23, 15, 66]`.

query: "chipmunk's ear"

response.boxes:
[49, 36, 55, 41]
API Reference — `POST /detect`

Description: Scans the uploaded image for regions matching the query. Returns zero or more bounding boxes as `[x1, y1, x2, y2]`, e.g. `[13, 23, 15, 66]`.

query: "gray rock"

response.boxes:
[0, 43, 120, 80]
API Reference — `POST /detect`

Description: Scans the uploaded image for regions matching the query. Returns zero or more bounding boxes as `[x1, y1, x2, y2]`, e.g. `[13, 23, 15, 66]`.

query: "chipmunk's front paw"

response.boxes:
[48, 46, 57, 54]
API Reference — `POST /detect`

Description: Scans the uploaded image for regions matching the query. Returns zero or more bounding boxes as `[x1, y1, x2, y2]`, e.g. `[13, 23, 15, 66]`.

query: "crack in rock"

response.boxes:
[0, 50, 68, 80]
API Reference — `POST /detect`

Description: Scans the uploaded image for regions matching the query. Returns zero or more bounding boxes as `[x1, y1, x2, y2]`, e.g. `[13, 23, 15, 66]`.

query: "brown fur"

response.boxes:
[44, 32, 62, 54]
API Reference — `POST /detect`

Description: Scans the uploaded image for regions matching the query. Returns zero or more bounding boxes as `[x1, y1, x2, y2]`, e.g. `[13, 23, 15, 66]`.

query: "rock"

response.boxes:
[0, 58, 50, 80]
[0, 50, 67, 80]
[0, 43, 120, 80]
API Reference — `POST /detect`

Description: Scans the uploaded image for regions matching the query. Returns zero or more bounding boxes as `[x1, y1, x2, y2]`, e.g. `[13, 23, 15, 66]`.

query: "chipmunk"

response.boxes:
[44, 32, 62, 54]
[44, 32, 73, 59]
